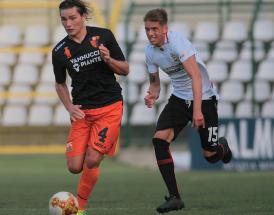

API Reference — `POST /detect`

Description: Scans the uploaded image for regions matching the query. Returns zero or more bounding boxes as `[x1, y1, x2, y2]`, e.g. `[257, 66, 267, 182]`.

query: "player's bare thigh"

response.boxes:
[66, 146, 104, 173]
[154, 128, 174, 142]
[85, 146, 104, 169]
[67, 154, 85, 174]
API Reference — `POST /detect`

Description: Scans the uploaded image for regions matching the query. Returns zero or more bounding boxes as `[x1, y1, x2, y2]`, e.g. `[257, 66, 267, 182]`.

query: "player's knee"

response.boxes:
[86, 158, 101, 169]
[68, 165, 83, 174]
[66, 157, 85, 174]
[204, 153, 220, 163]
[154, 129, 174, 142]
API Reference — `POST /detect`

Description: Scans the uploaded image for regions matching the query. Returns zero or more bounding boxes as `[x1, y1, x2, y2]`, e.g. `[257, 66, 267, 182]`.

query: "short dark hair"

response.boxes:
[59, 0, 90, 16]
[143, 8, 168, 25]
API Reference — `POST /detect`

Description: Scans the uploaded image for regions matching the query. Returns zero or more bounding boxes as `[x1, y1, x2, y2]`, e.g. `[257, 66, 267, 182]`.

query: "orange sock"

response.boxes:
[77, 166, 100, 210]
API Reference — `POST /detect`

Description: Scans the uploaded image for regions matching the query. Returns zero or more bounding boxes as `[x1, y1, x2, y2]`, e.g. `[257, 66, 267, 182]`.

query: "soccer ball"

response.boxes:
[49, 191, 79, 215]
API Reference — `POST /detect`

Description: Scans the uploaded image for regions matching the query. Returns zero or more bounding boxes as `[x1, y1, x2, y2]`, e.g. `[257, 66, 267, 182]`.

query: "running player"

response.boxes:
[143, 8, 232, 213]
[52, 1, 129, 215]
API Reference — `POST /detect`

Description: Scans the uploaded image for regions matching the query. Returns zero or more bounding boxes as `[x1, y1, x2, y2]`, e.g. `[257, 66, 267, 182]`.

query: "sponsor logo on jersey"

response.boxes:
[70, 50, 102, 72]
[95, 142, 106, 149]
[73, 63, 80, 72]
[163, 64, 184, 75]
[90, 36, 100, 48]
[54, 41, 65, 52]
[66, 142, 73, 152]
[185, 100, 191, 108]
[170, 53, 180, 62]
[64, 47, 72, 59]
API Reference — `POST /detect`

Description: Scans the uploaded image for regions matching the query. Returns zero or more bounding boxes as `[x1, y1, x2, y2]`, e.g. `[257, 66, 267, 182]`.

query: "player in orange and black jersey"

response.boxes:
[53, 25, 126, 109]
[52, 1, 129, 214]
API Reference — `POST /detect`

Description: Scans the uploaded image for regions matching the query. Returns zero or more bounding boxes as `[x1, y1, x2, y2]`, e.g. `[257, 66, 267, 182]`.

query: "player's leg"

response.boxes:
[77, 146, 102, 212]
[153, 95, 189, 213]
[65, 119, 93, 214]
[76, 127, 104, 212]
[66, 118, 90, 173]
[218, 136, 232, 163]
[77, 101, 123, 212]
[198, 98, 232, 164]
[66, 155, 86, 174]
[153, 129, 185, 213]
[154, 129, 180, 199]
[89, 101, 123, 157]
[201, 135, 232, 164]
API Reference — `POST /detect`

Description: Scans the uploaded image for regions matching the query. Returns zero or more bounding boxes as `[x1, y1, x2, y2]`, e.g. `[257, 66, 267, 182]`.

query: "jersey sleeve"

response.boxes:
[52, 51, 66, 84]
[105, 29, 125, 61]
[172, 32, 196, 63]
[145, 46, 158, 73]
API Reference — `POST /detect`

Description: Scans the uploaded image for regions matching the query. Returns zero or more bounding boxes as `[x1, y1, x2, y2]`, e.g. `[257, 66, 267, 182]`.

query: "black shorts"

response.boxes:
[156, 94, 218, 151]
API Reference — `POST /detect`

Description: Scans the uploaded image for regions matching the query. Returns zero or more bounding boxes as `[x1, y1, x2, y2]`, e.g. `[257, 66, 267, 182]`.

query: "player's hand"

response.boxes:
[99, 44, 111, 63]
[144, 91, 156, 108]
[67, 104, 85, 121]
[192, 110, 205, 129]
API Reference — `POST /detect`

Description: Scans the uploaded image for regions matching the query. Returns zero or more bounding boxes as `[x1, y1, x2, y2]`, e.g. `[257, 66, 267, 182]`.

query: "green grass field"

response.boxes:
[1, 154, 274, 215]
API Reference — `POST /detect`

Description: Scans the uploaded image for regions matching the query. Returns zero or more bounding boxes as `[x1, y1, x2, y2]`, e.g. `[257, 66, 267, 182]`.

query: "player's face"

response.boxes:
[145, 21, 167, 47]
[60, 7, 86, 38]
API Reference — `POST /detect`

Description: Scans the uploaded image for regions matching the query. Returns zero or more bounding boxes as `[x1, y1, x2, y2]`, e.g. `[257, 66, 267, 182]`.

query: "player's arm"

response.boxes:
[99, 30, 129, 76]
[52, 51, 84, 121]
[182, 55, 205, 128]
[99, 44, 129, 76]
[144, 72, 160, 108]
[55, 82, 85, 121]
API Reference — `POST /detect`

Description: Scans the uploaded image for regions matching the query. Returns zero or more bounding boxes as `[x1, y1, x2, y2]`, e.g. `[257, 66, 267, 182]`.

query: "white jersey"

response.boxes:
[145, 31, 218, 100]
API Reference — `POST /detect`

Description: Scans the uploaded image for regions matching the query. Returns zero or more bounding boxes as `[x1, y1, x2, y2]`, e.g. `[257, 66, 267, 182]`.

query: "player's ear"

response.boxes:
[82, 13, 88, 21]
[163, 24, 168, 34]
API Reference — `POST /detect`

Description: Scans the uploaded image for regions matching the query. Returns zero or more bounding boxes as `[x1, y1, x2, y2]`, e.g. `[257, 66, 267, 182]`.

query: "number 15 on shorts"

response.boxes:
[208, 127, 218, 142]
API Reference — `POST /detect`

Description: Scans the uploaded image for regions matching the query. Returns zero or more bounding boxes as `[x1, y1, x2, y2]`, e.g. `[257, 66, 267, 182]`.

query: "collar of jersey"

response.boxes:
[67, 26, 90, 45]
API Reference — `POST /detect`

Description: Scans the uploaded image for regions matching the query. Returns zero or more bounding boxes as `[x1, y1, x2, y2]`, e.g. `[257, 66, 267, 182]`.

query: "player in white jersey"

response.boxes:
[143, 8, 232, 214]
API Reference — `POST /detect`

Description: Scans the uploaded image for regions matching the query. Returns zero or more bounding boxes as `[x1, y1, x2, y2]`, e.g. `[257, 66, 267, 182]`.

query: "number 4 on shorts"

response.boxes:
[98, 127, 108, 143]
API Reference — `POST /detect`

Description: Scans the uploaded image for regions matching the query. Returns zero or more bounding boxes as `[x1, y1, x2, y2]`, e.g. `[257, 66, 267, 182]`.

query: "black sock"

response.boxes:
[152, 138, 181, 199]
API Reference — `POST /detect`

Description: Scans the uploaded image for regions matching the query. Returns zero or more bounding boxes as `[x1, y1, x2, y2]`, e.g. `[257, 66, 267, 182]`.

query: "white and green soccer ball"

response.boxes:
[49, 191, 79, 215]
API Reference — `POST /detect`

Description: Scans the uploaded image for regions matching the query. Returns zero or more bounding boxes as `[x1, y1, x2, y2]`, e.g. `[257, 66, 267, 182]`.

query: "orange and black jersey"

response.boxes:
[52, 26, 125, 109]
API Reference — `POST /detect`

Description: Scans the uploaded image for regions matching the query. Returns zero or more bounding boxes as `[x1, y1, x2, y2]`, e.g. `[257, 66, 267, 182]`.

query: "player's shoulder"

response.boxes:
[86, 26, 112, 35]
[168, 30, 188, 42]
[168, 30, 192, 49]
[52, 37, 68, 55]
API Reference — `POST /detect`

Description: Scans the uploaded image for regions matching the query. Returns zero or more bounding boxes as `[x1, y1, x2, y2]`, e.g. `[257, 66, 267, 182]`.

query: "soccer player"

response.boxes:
[143, 8, 232, 213]
[52, 1, 129, 215]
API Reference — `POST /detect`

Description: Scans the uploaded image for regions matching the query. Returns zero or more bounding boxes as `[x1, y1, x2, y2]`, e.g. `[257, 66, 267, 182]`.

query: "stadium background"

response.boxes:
[0, 0, 274, 165]
[0, 0, 274, 214]
[1, 0, 274, 169]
